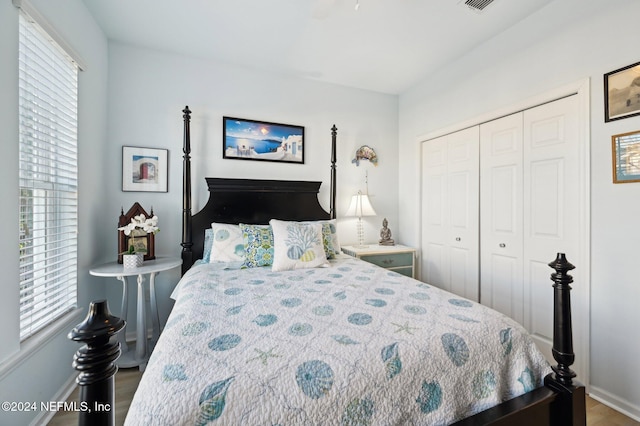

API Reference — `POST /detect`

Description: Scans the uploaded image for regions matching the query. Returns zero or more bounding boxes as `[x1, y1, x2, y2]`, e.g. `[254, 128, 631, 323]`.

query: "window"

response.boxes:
[18, 12, 79, 341]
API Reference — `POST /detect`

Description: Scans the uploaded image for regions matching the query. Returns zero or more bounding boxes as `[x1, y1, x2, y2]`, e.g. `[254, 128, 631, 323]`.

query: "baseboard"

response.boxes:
[589, 385, 640, 422]
[29, 372, 77, 426]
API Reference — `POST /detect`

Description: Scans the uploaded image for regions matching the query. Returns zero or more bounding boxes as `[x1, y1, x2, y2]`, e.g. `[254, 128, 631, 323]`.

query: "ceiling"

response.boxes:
[82, 0, 554, 94]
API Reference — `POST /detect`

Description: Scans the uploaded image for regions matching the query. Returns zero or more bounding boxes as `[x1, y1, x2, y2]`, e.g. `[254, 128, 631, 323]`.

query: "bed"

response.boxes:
[77, 106, 585, 425]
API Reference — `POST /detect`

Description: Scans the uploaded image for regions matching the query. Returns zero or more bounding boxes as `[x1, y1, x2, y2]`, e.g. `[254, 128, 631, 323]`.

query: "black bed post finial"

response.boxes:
[69, 300, 125, 426]
[330, 125, 337, 220]
[182, 106, 193, 275]
[548, 253, 576, 385]
[544, 253, 585, 426]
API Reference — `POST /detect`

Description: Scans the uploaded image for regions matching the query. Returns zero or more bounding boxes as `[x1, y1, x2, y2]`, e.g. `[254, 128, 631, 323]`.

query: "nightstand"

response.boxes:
[89, 257, 182, 371]
[341, 244, 417, 278]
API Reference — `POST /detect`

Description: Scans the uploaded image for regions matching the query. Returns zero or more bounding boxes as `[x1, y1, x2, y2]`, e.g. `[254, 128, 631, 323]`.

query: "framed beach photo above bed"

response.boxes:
[604, 60, 640, 122]
[612, 130, 640, 183]
[122, 146, 168, 192]
[223, 116, 305, 164]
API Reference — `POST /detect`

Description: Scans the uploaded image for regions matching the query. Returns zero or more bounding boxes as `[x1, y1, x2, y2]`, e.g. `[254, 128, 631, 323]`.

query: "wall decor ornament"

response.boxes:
[223, 116, 304, 164]
[117, 203, 159, 263]
[604, 61, 640, 122]
[611, 130, 640, 183]
[122, 146, 168, 192]
[352, 145, 378, 166]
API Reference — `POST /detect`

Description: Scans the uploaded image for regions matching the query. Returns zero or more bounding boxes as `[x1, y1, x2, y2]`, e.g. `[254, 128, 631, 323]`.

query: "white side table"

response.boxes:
[89, 257, 182, 371]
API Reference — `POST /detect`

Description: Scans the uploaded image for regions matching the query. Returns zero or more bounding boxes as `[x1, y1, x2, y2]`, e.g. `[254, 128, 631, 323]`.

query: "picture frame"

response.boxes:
[117, 202, 156, 263]
[223, 116, 304, 164]
[611, 130, 640, 183]
[122, 146, 168, 192]
[604, 61, 640, 122]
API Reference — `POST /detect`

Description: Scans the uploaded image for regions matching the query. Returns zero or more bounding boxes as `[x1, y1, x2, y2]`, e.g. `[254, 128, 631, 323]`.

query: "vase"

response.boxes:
[123, 253, 143, 269]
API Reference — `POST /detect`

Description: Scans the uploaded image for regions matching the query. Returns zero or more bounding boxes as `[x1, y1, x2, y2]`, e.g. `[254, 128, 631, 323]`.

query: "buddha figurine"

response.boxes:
[379, 218, 395, 246]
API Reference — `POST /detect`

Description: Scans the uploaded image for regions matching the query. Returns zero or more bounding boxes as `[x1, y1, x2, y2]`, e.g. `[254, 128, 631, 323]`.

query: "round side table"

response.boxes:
[89, 257, 182, 371]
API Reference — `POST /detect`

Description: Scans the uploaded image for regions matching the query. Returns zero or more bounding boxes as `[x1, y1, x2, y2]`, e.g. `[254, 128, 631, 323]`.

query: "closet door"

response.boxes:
[523, 95, 581, 368]
[479, 113, 524, 323]
[421, 127, 479, 301]
[478, 95, 584, 381]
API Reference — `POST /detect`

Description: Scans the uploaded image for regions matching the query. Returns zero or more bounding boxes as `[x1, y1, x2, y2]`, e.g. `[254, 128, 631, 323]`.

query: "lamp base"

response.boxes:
[355, 218, 366, 248]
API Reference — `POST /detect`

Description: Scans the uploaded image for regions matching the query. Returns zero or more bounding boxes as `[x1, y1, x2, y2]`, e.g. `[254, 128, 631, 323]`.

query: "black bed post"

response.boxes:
[69, 300, 125, 426]
[545, 253, 586, 426]
[181, 106, 193, 275]
[330, 125, 337, 219]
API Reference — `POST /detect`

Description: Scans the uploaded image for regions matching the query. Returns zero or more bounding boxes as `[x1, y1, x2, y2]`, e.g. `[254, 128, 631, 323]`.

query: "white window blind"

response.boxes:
[18, 12, 78, 341]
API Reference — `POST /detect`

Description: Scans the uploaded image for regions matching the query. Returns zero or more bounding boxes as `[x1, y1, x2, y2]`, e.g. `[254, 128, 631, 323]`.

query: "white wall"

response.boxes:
[0, 0, 108, 424]
[102, 43, 399, 331]
[399, 0, 640, 419]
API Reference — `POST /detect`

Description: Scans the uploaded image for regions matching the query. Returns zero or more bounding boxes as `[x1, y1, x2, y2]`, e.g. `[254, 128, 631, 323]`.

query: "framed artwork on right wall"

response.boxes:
[612, 130, 640, 183]
[604, 61, 640, 122]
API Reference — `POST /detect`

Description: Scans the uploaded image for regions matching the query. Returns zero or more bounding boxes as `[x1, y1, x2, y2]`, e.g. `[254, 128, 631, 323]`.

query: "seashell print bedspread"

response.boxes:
[125, 256, 551, 425]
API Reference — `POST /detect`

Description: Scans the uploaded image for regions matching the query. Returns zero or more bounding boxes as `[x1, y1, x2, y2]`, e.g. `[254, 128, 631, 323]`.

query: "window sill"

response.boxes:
[0, 307, 83, 381]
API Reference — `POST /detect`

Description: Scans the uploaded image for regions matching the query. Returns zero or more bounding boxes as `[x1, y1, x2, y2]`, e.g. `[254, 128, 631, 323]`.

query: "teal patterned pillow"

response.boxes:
[210, 223, 244, 266]
[240, 224, 274, 268]
[202, 228, 213, 262]
[325, 219, 340, 255]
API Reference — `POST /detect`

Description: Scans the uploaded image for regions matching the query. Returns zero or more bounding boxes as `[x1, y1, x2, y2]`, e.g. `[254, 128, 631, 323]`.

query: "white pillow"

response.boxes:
[209, 223, 245, 268]
[270, 219, 329, 271]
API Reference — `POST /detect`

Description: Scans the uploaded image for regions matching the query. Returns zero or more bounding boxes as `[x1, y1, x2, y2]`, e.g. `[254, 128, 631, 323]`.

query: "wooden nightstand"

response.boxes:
[341, 244, 417, 278]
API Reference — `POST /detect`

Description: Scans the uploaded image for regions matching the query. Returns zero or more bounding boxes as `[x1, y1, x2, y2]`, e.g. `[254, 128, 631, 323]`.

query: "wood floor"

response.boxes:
[49, 368, 638, 425]
[48, 368, 142, 426]
[587, 396, 640, 426]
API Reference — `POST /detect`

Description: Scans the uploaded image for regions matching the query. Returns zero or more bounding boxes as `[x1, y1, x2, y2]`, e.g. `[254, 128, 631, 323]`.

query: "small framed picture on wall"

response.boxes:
[604, 61, 640, 122]
[611, 130, 640, 183]
[122, 146, 168, 192]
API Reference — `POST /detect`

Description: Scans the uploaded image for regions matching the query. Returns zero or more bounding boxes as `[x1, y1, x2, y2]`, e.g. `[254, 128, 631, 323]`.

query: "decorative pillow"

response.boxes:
[240, 224, 274, 268]
[202, 228, 213, 263]
[270, 219, 329, 271]
[210, 223, 245, 267]
[326, 219, 341, 254]
[303, 219, 340, 258]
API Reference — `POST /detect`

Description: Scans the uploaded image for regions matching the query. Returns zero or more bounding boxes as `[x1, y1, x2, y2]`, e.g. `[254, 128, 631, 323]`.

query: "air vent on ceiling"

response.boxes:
[462, 0, 495, 12]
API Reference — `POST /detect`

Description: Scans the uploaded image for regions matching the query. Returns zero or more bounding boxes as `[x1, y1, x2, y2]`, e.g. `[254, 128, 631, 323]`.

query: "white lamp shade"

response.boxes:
[345, 192, 376, 218]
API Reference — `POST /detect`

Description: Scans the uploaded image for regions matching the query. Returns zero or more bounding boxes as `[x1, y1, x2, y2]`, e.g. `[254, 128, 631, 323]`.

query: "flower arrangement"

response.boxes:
[118, 214, 159, 254]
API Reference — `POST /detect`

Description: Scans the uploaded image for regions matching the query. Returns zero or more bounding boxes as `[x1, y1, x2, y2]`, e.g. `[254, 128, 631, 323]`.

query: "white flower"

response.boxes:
[118, 213, 160, 235]
[142, 216, 159, 234]
[118, 222, 136, 235]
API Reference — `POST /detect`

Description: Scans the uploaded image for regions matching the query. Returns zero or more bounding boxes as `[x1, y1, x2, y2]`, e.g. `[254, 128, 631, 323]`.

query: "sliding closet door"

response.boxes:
[522, 95, 581, 367]
[421, 127, 479, 301]
[479, 113, 524, 324]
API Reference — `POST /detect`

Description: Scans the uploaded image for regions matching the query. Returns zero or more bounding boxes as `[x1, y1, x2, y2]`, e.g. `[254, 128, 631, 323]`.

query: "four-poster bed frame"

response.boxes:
[70, 106, 585, 425]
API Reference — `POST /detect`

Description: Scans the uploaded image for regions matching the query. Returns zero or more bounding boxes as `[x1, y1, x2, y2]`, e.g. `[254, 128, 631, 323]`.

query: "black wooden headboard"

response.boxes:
[185, 178, 331, 271]
[180, 107, 337, 274]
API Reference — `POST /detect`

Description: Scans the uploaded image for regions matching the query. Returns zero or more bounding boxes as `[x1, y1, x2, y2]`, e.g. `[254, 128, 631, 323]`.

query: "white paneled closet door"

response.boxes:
[479, 95, 584, 381]
[421, 126, 479, 301]
[479, 112, 524, 324]
[523, 95, 582, 376]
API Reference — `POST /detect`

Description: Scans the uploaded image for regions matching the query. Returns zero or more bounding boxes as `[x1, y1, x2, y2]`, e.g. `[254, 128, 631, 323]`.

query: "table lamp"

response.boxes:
[345, 190, 376, 247]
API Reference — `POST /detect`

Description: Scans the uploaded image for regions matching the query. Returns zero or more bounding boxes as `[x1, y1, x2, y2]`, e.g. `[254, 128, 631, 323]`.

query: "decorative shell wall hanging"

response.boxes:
[352, 145, 378, 166]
